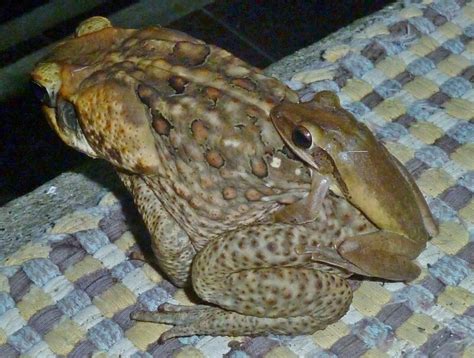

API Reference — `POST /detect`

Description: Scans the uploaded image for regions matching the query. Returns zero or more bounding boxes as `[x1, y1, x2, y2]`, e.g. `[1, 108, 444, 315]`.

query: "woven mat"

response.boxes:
[1, 1, 473, 357]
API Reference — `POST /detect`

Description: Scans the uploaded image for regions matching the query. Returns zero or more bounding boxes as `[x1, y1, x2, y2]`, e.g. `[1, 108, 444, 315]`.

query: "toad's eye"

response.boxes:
[292, 125, 312, 149]
[30, 81, 54, 107]
[57, 99, 79, 132]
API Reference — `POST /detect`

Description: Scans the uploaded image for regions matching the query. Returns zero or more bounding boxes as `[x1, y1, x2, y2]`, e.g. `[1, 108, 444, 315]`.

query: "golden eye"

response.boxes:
[56, 99, 79, 132]
[292, 125, 312, 149]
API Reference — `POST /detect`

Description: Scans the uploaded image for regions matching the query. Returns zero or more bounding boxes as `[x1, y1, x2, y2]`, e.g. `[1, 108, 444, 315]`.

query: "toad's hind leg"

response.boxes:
[132, 224, 352, 339]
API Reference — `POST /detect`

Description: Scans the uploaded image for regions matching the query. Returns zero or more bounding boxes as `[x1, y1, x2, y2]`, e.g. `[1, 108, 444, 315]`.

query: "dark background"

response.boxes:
[0, 0, 395, 205]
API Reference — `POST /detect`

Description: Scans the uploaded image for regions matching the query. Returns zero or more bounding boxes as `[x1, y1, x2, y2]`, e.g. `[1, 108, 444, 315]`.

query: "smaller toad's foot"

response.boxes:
[296, 244, 366, 277]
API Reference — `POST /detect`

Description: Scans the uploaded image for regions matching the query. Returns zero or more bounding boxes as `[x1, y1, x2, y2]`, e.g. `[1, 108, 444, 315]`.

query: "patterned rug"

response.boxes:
[1, 0, 473, 356]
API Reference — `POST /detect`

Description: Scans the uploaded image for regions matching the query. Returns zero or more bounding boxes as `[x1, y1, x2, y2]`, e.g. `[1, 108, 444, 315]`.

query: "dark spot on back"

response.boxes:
[152, 110, 172, 136]
[172, 41, 210, 66]
[168, 76, 188, 94]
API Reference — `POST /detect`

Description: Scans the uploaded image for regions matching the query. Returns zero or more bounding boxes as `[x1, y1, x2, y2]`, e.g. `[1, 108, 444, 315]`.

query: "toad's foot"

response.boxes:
[133, 302, 346, 341]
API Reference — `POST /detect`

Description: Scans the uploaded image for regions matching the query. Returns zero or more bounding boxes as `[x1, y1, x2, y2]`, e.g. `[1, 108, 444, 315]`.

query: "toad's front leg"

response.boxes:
[119, 172, 196, 287]
[132, 224, 352, 340]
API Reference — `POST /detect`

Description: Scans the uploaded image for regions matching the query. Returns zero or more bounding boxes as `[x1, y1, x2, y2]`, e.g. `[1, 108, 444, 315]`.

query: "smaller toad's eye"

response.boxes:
[292, 125, 312, 149]
[30, 81, 53, 107]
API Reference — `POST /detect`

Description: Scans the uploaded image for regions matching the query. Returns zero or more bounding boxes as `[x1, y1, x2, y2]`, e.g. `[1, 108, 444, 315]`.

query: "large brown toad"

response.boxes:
[31, 17, 432, 340]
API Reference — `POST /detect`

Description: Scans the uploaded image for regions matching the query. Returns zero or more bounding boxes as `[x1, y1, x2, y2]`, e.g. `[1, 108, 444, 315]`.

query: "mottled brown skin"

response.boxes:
[271, 91, 438, 282]
[31, 17, 375, 340]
